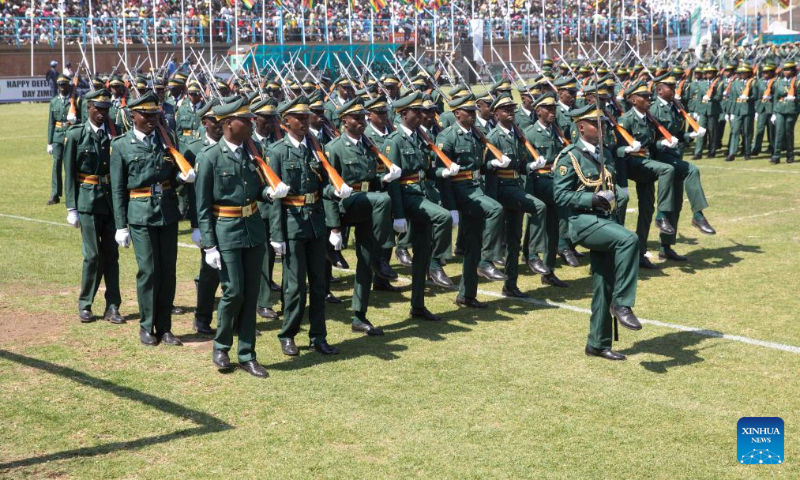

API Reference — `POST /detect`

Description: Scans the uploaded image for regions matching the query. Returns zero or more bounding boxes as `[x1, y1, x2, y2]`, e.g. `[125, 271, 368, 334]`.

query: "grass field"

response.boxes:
[0, 102, 799, 479]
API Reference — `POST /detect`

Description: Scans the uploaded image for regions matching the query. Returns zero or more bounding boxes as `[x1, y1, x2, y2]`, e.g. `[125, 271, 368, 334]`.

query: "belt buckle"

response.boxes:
[304, 193, 315, 205]
[360, 182, 370, 192]
[242, 203, 254, 216]
[473, 170, 482, 180]
[418, 171, 426, 181]
[152, 183, 163, 195]
[100, 175, 110, 184]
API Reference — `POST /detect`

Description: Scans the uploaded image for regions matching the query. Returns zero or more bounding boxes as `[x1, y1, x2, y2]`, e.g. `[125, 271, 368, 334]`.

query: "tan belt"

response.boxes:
[497, 169, 520, 179]
[351, 182, 371, 192]
[54, 121, 65, 128]
[536, 167, 552, 174]
[129, 181, 173, 198]
[398, 171, 425, 185]
[78, 173, 110, 185]
[282, 192, 320, 206]
[452, 169, 481, 182]
[181, 129, 193, 136]
[629, 151, 647, 157]
[212, 201, 258, 218]
[376, 164, 386, 174]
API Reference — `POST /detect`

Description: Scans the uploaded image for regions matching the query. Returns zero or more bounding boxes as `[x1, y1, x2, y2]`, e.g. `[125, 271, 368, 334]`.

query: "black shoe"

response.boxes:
[744, 155, 751, 161]
[659, 247, 688, 262]
[572, 248, 585, 258]
[239, 360, 269, 378]
[79, 308, 94, 323]
[329, 275, 343, 284]
[788, 158, 795, 164]
[140, 328, 158, 346]
[311, 340, 340, 355]
[477, 264, 507, 281]
[395, 248, 413, 267]
[372, 259, 398, 281]
[502, 285, 529, 298]
[691, 217, 716, 235]
[352, 319, 384, 336]
[453, 247, 465, 256]
[328, 250, 349, 269]
[280, 338, 299, 356]
[257, 307, 278, 319]
[193, 320, 216, 335]
[212, 349, 233, 370]
[527, 258, 551, 275]
[103, 305, 125, 324]
[160, 331, 183, 346]
[541, 273, 568, 288]
[269, 280, 282, 292]
[639, 255, 661, 270]
[410, 306, 441, 321]
[171, 306, 184, 315]
[455, 296, 487, 309]
[325, 292, 342, 304]
[610, 305, 642, 331]
[46, 196, 60, 205]
[655, 217, 676, 235]
[770, 157, 780, 164]
[559, 248, 579, 267]
[692, 154, 701, 160]
[373, 278, 402, 292]
[428, 267, 455, 288]
[725, 155, 734, 162]
[751, 149, 761, 156]
[585, 344, 627, 361]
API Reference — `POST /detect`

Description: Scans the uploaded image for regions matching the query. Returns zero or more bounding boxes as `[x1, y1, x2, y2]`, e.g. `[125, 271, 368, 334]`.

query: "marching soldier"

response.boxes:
[553, 105, 642, 361]
[62, 89, 124, 324]
[47, 74, 80, 205]
[514, 85, 537, 130]
[324, 97, 402, 336]
[175, 81, 205, 150]
[195, 96, 287, 377]
[269, 95, 346, 356]
[108, 75, 131, 131]
[771, 61, 798, 164]
[383, 91, 453, 321]
[751, 62, 777, 157]
[726, 64, 756, 161]
[324, 78, 356, 128]
[110, 91, 194, 347]
[691, 65, 723, 159]
[436, 94, 506, 308]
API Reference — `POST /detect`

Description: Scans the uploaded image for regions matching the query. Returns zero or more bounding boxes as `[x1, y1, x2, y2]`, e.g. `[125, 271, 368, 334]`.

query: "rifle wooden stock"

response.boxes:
[510, 123, 542, 161]
[471, 127, 506, 162]
[362, 136, 396, 170]
[604, 112, 636, 145]
[417, 128, 454, 168]
[155, 125, 194, 176]
[306, 134, 346, 190]
[673, 101, 701, 132]
[646, 112, 676, 143]
[551, 123, 571, 145]
[244, 139, 282, 189]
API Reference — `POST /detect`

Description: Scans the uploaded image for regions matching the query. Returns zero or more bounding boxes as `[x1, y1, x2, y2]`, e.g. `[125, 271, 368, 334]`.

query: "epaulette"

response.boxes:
[199, 142, 216, 154]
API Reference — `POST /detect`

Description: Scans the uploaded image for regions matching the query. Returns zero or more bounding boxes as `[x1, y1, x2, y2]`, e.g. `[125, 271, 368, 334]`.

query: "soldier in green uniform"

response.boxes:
[251, 97, 283, 319]
[436, 84, 468, 131]
[474, 93, 495, 134]
[751, 62, 777, 157]
[553, 105, 642, 361]
[195, 96, 288, 377]
[726, 64, 757, 161]
[47, 74, 80, 205]
[324, 78, 356, 129]
[483, 94, 551, 298]
[770, 61, 798, 164]
[110, 91, 194, 347]
[717, 64, 736, 153]
[691, 65, 723, 159]
[63, 89, 124, 324]
[80, 76, 106, 121]
[437, 95, 506, 308]
[514, 85, 537, 130]
[650, 73, 716, 261]
[324, 98, 402, 336]
[384, 92, 453, 321]
[180, 100, 221, 335]
[269, 95, 344, 356]
[175, 81, 205, 150]
[165, 76, 186, 111]
[108, 75, 131, 132]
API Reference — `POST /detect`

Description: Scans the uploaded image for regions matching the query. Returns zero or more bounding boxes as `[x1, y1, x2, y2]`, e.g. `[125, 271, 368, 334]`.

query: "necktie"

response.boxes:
[235, 147, 243, 159]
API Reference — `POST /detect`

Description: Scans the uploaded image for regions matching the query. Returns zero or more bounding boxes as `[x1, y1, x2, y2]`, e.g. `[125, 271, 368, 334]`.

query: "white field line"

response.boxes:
[725, 207, 799, 223]
[2, 212, 799, 355]
[697, 165, 800, 174]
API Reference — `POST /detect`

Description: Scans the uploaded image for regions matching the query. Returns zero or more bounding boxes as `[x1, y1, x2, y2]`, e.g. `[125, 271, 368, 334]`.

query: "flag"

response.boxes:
[301, 0, 315, 8]
[779, 0, 789, 7]
[689, 6, 702, 49]
[241, 0, 256, 9]
[413, 0, 425, 12]
[431, 0, 446, 10]
[368, 0, 388, 11]
[734, 0, 745, 8]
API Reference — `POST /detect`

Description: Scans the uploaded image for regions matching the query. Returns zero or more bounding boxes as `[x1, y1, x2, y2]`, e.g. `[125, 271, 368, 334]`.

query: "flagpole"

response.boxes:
[30, 0, 34, 76]
[434, 7, 438, 61]
[559, 0, 564, 55]
[527, 0, 532, 58]
[540, 0, 545, 60]
[89, 0, 96, 72]
[181, 0, 186, 62]
[489, 1, 494, 63]
[209, 0, 213, 66]
[235, 0, 240, 60]
[325, 0, 330, 43]
[301, 5, 306, 45]
[390, 0, 395, 42]
[123, 0, 128, 66]
[414, 8, 418, 58]
[649, 3, 654, 54]
[635, 0, 640, 56]
[451, 1, 455, 52]
[578, 0, 582, 45]
[153, 0, 159, 69]
[348, 0, 353, 45]
[262, 0, 266, 45]
[370, 8, 374, 45]
[507, 0, 512, 62]
[608, 0, 612, 56]
[59, 0, 65, 68]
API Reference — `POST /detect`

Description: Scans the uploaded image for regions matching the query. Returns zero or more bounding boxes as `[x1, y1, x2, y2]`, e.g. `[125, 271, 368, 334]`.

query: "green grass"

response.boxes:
[0, 102, 799, 479]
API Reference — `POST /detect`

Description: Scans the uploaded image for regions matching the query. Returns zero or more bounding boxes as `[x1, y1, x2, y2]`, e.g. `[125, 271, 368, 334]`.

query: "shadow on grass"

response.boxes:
[660, 241, 763, 274]
[619, 330, 717, 373]
[0, 350, 232, 472]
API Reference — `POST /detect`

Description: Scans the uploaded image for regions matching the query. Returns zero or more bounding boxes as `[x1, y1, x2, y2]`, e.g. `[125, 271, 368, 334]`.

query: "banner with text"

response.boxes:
[0, 77, 53, 104]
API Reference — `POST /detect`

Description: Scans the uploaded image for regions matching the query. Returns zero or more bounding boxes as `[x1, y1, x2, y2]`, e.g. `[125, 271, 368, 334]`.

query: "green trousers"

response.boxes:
[215, 244, 264, 362]
[77, 212, 121, 311]
[578, 218, 639, 350]
[656, 156, 709, 246]
[51, 142, 64, 198]
[194, 252, 220, 327]
[278, 237, 328, 344]
[129, 223, 178, 335]
[483, 184, 547, 289]
[772, 112, 797, 162]
[728, 113, 754, 157]
[452, 184, 504, 300]
[627, 157, 675, 254]
[694, 113, 718, 157]
[257, 217, 276, 309]
[751, 111, 774, 155]
[403, 195, 452, 308]
[526, 176, 569, 270]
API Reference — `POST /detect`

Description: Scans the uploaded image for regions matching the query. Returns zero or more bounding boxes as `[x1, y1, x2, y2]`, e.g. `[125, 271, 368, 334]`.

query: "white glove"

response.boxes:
[179, 169, 196, 183]
[328, 230, 343, 250]
[528, 156, 547, 171]
[616, 95, 624, 102]
[702, 95, 710, 102]
[270, 241, 286, 255]
[576, 90, 584, 98]
[204, 246, 222, 270]
[334, 183, 353, 199]
[441, 163, 461, 178]
[675, 95, 682, 101]
[191, 228, 202, 247]
[771, 114, 777, 125]
[267, 181, 289, 199]
[689, 131, 700, 139]
[66, 208, 80, 228]
[47, 144, 53, 155]
[382, 164, 402, 184]
[724, 114, 731, 122]
[624, 140, 642, 154]
[450, 210, 459, 227]
[67, 113, 78, 124]
[393, 218, 408, 233]
[115, 228, 131, 248]
[787, 95, 796, 101]
[697, 126, 707, 137]
[692, 112, 699, 120]
[661, 137, 679, 149]
[755, 113, 759, 121]
[738, 94, 748, 100]
[489, 154, 512, 169]
[762, 94, 772, 101]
